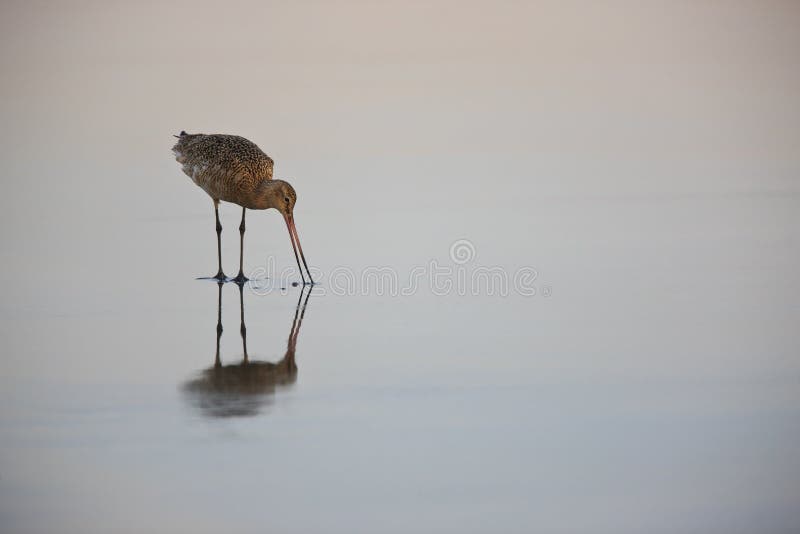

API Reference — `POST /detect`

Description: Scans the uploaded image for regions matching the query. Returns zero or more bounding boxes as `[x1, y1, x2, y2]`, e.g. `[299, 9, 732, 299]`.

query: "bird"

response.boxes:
[183, 281, 312, 418]
[172, 131, 314, 285]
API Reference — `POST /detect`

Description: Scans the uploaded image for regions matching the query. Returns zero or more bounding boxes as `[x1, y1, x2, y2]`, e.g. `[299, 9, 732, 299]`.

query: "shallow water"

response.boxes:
[2, 1, 800, 532]
[1, 191, 798, 534]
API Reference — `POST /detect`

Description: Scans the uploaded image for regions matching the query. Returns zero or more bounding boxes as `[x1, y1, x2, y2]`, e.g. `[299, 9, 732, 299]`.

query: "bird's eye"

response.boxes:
[284, 197, 290, 203]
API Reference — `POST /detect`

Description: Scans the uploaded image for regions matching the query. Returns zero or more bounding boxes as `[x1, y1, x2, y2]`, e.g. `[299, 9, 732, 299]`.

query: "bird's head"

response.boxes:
[254, 179, 297, 216]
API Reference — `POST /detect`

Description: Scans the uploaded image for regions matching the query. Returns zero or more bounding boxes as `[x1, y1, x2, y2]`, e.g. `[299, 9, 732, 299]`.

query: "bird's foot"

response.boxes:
[232, 272, 249, 285]
[197, 271, 228, 282]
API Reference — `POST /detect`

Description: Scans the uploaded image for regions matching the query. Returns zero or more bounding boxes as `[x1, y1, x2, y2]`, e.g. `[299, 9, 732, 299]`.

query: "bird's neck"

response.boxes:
[248, 180, 281, 210]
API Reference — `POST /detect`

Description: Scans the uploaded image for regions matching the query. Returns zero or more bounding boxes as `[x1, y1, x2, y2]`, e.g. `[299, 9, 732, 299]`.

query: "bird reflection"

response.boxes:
[183, 283, 312, 418]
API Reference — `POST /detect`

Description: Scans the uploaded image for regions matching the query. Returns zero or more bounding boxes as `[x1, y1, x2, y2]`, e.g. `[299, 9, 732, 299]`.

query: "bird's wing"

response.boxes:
[172, 133, 276, 202]
[173, 134, 274, 180]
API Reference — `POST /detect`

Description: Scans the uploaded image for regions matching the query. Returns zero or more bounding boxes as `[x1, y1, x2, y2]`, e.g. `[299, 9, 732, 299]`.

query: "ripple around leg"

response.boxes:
[232, 273, 249, 285]
[196, 273, 229, 283]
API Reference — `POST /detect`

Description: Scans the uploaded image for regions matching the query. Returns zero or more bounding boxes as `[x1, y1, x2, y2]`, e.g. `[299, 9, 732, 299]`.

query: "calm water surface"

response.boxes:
[1, 192, 798, 533]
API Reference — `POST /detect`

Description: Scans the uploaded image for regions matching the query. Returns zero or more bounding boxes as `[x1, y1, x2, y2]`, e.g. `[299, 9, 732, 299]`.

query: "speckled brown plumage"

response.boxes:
[172, 132, 274, 206]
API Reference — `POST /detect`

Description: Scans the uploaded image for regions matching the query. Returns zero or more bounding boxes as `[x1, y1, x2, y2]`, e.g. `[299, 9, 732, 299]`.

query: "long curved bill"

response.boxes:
[284, 213, 314, 285]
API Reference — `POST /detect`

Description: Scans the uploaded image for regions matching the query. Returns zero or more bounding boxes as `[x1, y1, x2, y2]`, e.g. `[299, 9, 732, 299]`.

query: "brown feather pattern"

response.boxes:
[172, 133, 274, 205]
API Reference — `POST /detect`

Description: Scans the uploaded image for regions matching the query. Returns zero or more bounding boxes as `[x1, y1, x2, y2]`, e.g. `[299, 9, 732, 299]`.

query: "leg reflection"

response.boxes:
[183, 285, 314, 418]
[214, 281, 223, 367]
[239, 282, 248, 363]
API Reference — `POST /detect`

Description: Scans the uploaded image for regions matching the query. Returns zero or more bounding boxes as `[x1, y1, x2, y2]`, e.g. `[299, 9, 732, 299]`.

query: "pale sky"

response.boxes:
[1, 1, 798, 203]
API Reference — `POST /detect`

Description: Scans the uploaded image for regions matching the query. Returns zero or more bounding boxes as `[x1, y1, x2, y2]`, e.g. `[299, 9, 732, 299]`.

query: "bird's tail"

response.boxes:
[172, 131, 196, 162]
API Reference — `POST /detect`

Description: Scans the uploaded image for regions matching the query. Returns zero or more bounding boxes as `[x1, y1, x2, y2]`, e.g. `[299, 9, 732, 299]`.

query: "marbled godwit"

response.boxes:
[172, 132, 314, 284]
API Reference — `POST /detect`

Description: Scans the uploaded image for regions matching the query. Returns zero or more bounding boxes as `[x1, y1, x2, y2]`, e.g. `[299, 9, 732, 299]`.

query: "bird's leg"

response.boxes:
[213, 200, 226, 281]
[233, 207, 248, 284]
